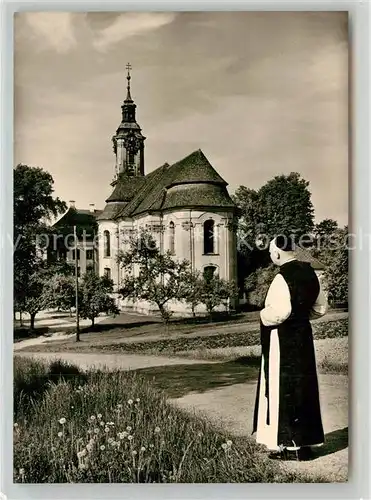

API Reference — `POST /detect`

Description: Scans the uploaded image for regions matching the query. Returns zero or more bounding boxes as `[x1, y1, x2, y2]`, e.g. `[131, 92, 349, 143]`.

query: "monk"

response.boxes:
[252, 235, 328, 461]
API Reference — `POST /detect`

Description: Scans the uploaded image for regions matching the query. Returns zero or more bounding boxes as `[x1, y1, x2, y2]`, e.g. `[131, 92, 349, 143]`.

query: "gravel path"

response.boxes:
[170, 374, 348, 482]
[15, 347, 348, 483]
[14, 351, 216, 371]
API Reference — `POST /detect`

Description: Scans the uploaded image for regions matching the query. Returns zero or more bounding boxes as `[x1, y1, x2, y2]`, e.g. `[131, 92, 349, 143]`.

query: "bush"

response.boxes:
[13, 358, 325, 483]
[244, 265, 278, 308]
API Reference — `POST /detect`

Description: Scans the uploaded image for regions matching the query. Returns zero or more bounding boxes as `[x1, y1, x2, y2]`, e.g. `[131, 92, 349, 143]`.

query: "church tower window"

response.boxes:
[169, 221, 175, 254]
[203, 219, 215, 254]
[104, 230, 111, 257]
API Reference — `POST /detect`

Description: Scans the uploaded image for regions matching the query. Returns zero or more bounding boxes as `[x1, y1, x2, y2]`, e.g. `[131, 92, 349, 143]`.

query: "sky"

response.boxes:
[14, 11, 348, 225]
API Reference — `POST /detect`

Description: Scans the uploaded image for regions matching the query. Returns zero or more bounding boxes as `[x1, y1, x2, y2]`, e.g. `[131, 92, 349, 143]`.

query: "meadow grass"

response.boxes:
[14, 357, 326, 484]
[19, 318, 348, 356]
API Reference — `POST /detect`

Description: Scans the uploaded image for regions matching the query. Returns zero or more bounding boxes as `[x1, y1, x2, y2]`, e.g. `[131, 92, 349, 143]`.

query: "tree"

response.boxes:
[199, 275, 238, 319]
[18, 260, 70, 332]
[13, 164, 66, 318]
[45, 274, 75, 315]
[79, 273, 120, 327]
[233, 172, 314, 251]
[181, 270, 204, 317]
[118, 232, 192, 323]
[233, 172, 315, 298]
[320, 226, 348, 306]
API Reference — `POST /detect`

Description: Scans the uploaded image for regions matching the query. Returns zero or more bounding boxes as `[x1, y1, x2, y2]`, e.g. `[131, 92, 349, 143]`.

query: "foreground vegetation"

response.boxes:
[14, 357, 326, 483]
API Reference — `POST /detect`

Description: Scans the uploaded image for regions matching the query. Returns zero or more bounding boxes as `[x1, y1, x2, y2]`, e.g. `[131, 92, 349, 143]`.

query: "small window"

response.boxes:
[77, 267, 81, 278]
[169, 221, 175, 254]
[86, 249, 94, 260]
[104, 230, 111, 257]
[203, 265, 216, 283]
[104, 267, 111, 279]
[203, 219, 215, 254]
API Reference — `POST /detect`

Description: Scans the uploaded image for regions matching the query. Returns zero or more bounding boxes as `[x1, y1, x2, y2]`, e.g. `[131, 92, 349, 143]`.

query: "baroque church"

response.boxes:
[49, 66, 324, 315]
[96, 66, 239, 315]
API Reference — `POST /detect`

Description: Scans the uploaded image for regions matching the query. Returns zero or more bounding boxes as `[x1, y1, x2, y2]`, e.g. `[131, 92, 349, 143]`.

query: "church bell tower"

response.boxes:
[111, 63, 145, 185]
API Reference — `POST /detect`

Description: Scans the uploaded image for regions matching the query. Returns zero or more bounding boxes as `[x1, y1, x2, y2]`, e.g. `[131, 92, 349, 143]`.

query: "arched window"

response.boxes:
[104, 267, 111, 279]
[203, 265, 217, 283]
[203, 219, 215, 254]
[104, 230, 111, 257]
[169, 221, 175, 254]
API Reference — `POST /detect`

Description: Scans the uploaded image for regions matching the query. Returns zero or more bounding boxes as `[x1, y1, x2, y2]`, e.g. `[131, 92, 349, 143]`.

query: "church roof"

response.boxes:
[294, 246, 325, 271]
[52, 206, 102, 238]
[164, 149, 227, 187]
[101, 149, 236, 220]
[106, 175, 146, 203]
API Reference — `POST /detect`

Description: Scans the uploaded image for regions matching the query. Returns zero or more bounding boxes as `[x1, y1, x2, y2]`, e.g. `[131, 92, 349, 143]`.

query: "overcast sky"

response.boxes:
[14, 11, 348, 225]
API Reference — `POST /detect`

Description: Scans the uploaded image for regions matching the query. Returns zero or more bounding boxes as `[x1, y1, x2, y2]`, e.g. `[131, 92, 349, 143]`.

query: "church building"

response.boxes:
[97, 65, 239, 315]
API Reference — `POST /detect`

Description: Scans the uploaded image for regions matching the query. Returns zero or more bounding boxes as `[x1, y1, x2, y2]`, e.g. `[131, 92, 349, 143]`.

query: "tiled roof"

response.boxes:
[294, 246, 325, 271]
[97, 202, 128, 221]
[52, 207, 102, 239]
[164, 149, 227, 187]
[104, 149, 236, 220]
[106, 175, 146, 203]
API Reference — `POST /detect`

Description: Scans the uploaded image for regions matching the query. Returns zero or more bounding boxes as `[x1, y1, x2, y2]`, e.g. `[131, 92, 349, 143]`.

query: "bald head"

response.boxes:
[269, 235, 295, 266]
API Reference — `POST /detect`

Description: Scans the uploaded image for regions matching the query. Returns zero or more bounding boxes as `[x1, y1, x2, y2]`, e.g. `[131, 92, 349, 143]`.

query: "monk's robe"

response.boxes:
[252, 258, 327, 450]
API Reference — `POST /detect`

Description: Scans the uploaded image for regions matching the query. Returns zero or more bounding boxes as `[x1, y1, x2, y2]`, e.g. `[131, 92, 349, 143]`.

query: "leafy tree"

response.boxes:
[181, 270, 205, 317]
[17, 260, 71, 331]
[79, 273, 119, 327]
[233, 172, 314, 251]
[13, 164, 66, 318]
[118, 232, 192, 323]
[320, 226, 348, 305]
[45, 274, 76, 315]
[199, 275, 238, 319]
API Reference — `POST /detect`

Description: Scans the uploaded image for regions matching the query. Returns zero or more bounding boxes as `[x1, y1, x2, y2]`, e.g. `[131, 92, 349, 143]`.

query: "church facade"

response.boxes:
[97, 67, 239, 315]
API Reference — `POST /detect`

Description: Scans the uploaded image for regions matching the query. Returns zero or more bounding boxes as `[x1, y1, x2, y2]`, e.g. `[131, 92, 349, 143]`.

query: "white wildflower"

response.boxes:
[90, 415, 96, 422]
[97, 413, 102, 419]
[140, 446, 146, 452]
[58, 418, 66, 425]
[127, 399, 133, 405]
[128, 435, 134, 441]
[154, 426, 160, 433]
[226, 440, 233, 447]
[57, 432, 63, 438]
[100, 445, 106, 451]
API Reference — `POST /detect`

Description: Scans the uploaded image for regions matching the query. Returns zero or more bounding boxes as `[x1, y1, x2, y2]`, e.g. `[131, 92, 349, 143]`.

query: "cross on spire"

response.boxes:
[125, 62, 133, 101]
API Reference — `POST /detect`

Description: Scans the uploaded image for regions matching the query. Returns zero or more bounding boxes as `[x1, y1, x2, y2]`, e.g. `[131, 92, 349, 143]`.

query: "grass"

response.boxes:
[18, 318, 348, 357]
[14, 357, 327, 484]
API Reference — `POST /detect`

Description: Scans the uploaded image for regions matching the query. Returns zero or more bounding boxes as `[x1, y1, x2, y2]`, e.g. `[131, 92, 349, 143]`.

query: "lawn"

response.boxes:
[18, 317, 348, 358]
[13, 357, 328, 483]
